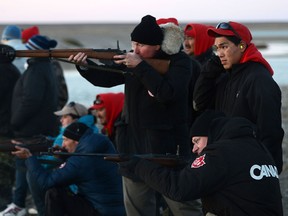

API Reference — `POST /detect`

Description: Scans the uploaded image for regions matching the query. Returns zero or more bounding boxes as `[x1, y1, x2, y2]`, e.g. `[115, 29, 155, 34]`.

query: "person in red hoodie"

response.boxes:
[183, 23, 215, 66]
[193, 21, 284, 174]
[89, 92, 124, 148]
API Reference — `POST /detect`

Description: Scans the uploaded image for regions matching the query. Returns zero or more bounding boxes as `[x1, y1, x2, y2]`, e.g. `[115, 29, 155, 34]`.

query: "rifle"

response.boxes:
[0, 136, 53, 153]
[40, 149, 190, 168]
[0, 44, 170, 74]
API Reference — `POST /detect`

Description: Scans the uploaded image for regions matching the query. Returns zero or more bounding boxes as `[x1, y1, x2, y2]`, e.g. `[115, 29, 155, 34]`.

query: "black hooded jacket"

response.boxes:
[133, 117, 283, 216]
[77, 50, 192, 156]
[0, 46, 21, 137]
[11, 58, 58, 137]
[193, 59, 284, 173]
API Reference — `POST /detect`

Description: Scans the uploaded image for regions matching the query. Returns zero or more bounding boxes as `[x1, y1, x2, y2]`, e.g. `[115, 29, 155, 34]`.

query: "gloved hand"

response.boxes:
[201, 54, 225, 78]
[118, 157, 141, 181]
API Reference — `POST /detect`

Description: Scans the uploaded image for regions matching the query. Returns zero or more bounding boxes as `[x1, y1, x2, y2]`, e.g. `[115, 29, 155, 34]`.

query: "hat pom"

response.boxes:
[22, 26, 40, 43]
[159, 22, 184, 55]
[49, 39, 57, 48]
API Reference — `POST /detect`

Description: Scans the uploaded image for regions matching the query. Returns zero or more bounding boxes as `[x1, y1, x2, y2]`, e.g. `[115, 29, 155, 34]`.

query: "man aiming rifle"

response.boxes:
[11, 122, 125, 216]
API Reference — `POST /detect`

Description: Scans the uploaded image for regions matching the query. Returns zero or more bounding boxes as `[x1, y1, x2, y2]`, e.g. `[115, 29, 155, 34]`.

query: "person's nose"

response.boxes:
[192, 145, 198, 154]
[216, 49, 225, 57]
[133, 46, 140, 54]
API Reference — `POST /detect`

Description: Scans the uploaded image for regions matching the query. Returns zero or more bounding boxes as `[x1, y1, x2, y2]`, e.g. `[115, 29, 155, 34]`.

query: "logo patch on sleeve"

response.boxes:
[148, 90, 155, 97]
[191, 154, 206, 168]
[59, 162, 66, 169]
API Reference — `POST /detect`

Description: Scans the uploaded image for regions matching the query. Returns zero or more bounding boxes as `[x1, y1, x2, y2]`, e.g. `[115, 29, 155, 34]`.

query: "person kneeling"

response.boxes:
[12, 122, 125, 216]
[119, 110, 283, 216]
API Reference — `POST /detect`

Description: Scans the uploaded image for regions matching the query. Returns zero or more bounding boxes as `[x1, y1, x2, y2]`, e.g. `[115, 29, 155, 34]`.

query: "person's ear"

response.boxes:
[239, 42, 246, 52]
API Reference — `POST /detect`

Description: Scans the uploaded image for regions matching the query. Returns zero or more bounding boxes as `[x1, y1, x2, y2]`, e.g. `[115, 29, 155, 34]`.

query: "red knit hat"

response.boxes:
[156, 18, 179, 26]
[22, 26, 40, 43]
[207, 21, 252, 45]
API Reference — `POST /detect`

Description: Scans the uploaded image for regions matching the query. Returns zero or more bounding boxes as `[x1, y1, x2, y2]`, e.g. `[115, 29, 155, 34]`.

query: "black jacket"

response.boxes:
[11, 58, 58, 137]
[77, 51, 192, 156]
[193, 58, 284, 173]
[134, 117, 283, 216]
[0, 52, 21, 137]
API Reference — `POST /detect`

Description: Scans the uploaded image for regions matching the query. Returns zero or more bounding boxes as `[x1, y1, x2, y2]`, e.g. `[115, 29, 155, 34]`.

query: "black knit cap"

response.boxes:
[131, 15, 164, 45]
[63, 122, 88, 141]
[190, 110, 225, 137]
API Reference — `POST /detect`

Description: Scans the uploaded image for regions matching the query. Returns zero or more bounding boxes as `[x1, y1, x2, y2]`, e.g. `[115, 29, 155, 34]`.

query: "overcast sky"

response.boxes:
[1, 0, 287, 24]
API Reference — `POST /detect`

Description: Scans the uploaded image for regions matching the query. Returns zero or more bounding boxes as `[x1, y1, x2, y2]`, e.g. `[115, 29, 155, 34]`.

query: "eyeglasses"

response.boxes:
[67, 101, 80, 117]
[216, 22, 242, 40]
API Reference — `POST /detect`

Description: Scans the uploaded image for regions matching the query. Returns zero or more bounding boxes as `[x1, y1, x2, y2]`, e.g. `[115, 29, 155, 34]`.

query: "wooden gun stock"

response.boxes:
[14, 48, 121, 60]
[1, 46, 170, 74]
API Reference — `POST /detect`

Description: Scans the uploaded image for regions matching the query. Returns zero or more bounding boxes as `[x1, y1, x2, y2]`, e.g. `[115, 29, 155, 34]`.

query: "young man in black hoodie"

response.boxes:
[119, 110, 283, 215]
[193, 21, 284, 174]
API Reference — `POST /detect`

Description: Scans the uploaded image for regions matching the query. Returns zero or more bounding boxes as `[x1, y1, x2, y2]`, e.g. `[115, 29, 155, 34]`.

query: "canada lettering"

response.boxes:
[250, 164, 278, 180]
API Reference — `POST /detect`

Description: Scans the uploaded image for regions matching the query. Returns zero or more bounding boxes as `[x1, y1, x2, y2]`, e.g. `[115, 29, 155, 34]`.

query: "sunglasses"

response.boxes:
[93, 98, 103, 105]
[216, 22, 242, 40]
[67, 101, 80, 117]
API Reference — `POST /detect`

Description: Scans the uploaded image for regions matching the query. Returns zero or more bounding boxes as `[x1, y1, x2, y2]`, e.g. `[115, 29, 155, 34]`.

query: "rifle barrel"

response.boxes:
[40, 150, 188, 167]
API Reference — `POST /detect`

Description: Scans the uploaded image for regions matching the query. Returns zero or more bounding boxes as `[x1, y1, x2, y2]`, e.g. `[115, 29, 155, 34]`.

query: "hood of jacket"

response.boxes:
[158, 22, 184, 55]
[208, 117, 257, 144]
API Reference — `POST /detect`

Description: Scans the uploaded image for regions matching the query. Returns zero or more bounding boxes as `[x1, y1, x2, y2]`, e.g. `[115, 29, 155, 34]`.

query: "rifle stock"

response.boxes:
[1, 46, 170, 74]
[0, 137, 53, 153]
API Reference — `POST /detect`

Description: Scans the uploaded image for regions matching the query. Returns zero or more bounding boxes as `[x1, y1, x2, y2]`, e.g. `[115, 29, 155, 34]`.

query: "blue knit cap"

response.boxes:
[25, 34, 57, 50]
[1, 25, 22, 40]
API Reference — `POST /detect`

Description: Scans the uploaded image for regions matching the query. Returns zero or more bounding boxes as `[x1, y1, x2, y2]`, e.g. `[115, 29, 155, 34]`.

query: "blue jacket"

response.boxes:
[26, 128, 125, 216]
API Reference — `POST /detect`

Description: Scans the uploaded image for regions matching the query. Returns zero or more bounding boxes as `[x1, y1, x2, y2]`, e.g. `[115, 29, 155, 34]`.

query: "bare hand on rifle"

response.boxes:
[68, 51, 142, 68]
[68, 52, 88, 64]
[11, 146, 32, 159]
[114, 52, 142, 68]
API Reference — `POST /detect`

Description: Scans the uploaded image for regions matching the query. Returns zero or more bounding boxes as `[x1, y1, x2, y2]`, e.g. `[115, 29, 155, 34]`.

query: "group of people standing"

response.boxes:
[0, 24, 69, 215]
[0, 13, 285, 216]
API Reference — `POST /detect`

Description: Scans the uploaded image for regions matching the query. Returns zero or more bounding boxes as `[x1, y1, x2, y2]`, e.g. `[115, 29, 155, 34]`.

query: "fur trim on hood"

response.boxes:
[159, 23, 184, 55]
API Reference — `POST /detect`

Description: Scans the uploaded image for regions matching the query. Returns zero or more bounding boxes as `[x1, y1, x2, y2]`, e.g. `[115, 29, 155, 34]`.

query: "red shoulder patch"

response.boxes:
[191, 154, 206, 168]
